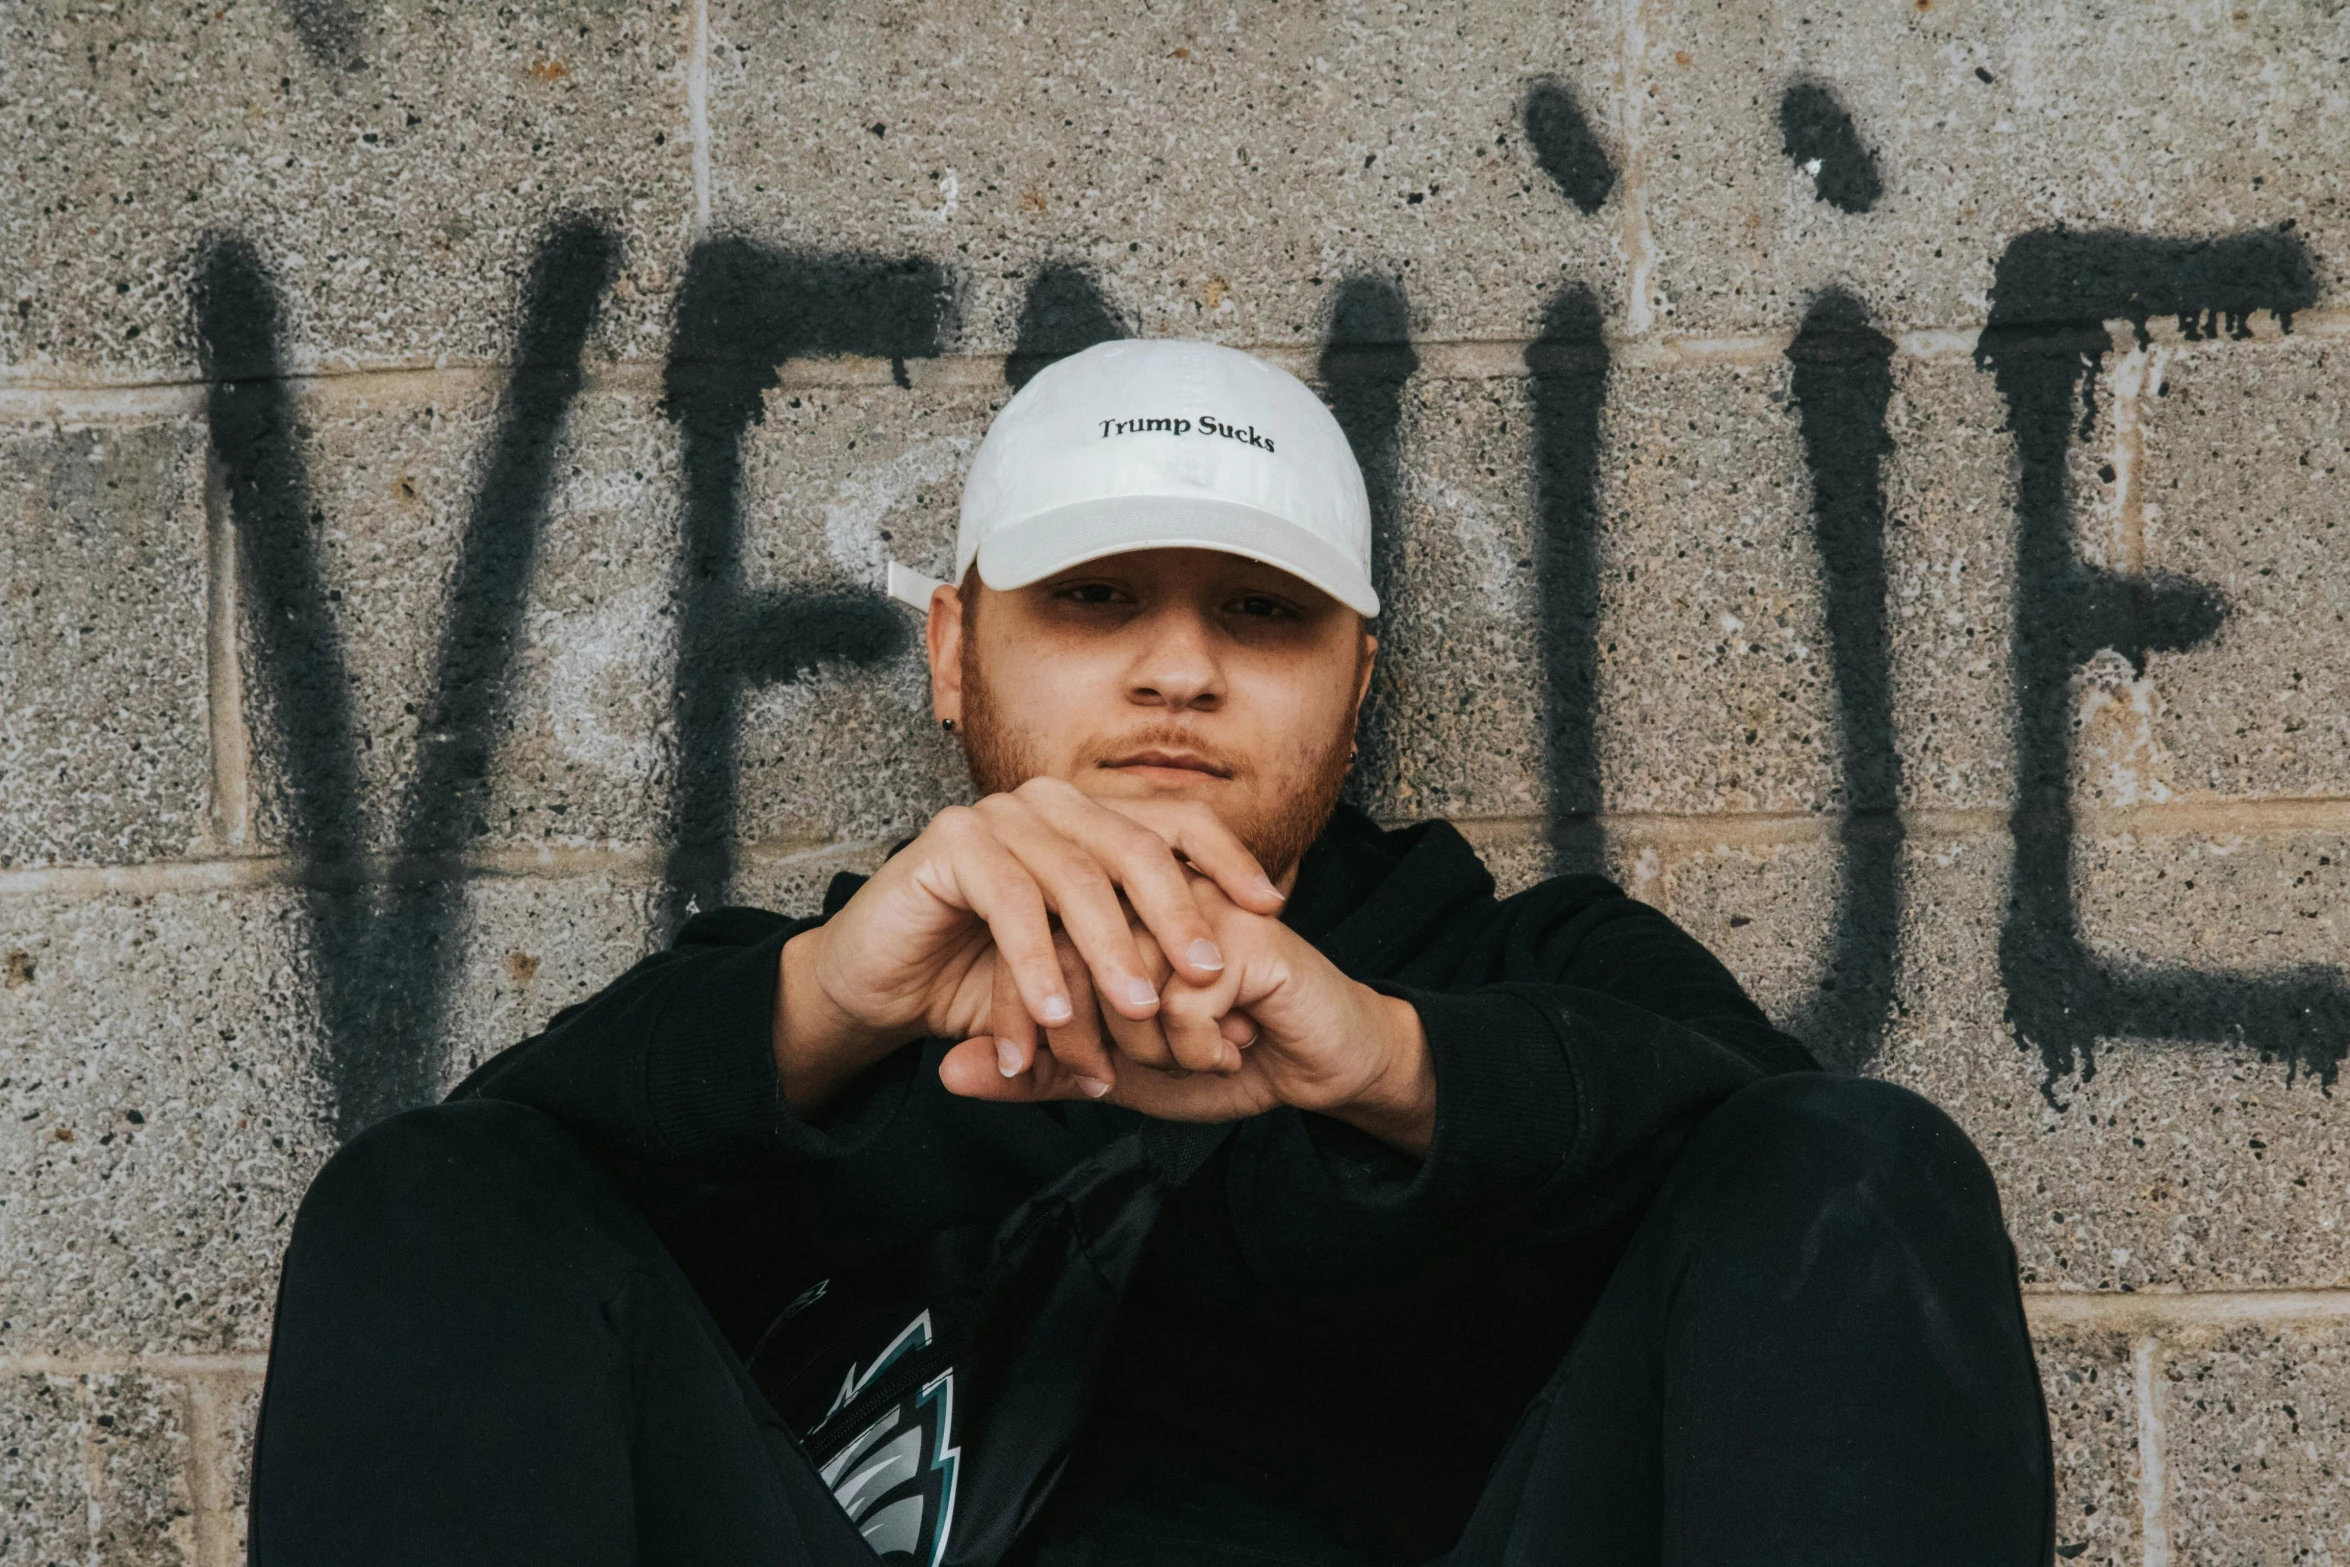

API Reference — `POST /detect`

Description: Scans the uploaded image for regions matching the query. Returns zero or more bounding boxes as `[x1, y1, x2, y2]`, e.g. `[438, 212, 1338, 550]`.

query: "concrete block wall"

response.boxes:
[3, 0, 2346, 1557]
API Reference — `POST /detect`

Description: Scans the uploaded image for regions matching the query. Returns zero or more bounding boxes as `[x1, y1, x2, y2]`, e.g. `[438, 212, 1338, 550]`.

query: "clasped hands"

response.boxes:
[774, 777, 1434, 1155]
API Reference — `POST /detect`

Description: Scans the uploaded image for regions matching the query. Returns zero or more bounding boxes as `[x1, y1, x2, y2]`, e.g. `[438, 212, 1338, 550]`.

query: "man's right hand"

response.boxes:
[773, 777, 1288, 1113]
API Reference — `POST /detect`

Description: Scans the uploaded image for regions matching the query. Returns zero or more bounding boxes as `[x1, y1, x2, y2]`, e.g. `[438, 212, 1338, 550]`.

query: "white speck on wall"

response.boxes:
[929, 169, 961, 223]
[1414, 474, 1524, 620]
[824, 434, 975, 585]
[2072, 648, 2176, 807]
[542, 584, 673, 780]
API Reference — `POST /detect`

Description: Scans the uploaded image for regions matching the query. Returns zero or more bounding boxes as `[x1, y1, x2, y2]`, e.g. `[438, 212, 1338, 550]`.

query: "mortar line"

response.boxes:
[14, 795, 2350, 896]
[2024, 1287, 2350, 1329]
[0, 834, 901, 897]
[687, 0, 712, 236]
[1614, 0, 1664, 335]
[2134, 1333, 2173, 1567]
[10, 308, 2348, 400]
[182, 1368, 249, 1567]
[2106, 339, 2168, 582]
[201, 451, 253, 853]
[0, 1352, 272, 1375]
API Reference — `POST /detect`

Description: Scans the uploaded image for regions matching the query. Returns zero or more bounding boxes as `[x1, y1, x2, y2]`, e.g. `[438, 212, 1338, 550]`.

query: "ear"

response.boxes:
[1351, 623, 1379, 715]
[927, 583, 965, 726]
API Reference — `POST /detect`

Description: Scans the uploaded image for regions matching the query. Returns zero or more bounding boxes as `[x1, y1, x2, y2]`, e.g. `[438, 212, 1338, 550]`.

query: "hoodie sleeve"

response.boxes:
[1307, 888, 1818, 1247]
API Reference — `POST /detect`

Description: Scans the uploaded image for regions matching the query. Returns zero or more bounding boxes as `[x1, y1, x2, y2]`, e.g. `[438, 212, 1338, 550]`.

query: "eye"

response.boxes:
[1226, 593, 1298, 620]
[1055, 580, 1128, 606]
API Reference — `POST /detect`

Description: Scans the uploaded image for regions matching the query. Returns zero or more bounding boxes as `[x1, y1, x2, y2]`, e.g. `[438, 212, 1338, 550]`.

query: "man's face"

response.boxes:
[927, 548, 1376, 883]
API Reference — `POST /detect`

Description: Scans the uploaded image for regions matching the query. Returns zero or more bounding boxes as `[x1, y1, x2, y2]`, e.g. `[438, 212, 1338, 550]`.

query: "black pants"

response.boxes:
[250, 1075, 2053, 1566]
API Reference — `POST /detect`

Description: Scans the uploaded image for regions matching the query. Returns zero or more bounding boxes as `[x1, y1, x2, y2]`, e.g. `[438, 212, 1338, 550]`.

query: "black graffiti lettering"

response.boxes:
[1778, 82, 1882, 214]
[278, 0, 367, 70]
[1784, 288, 1900, 1070]
[1317, 275, 1418, 798]
[1525, 286, 1612, 875]
[194, 235, 377, 1132]
[194, 215, 619, 1136]
[1976, 227, 2343, 1095]
[1520, 77, 1616, 216]
[1516, 83, 1617, 875]
[1008, 263, 1127, 391]
[658, 241, 948, 928]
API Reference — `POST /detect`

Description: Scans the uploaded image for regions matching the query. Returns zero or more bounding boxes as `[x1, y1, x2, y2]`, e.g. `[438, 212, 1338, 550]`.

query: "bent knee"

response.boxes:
[287, 1099, 613, 1281]
[1670, 1073, 2008, 1244]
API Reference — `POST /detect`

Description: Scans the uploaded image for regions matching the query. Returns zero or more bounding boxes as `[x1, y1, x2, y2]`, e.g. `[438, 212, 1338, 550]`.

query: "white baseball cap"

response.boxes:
[887, 338, 1379, 617]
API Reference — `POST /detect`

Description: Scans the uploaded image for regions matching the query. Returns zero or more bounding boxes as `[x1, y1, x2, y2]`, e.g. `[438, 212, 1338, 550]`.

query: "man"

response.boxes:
[251, 339, 2054, 1565]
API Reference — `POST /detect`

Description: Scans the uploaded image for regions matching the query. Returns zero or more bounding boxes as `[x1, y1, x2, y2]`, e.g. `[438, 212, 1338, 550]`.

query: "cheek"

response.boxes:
[978, 644, 1121, 753]
[1246, 669, 1362, 763]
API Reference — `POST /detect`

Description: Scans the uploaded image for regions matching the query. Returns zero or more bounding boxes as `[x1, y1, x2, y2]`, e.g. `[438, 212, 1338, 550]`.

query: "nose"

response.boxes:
[1125, 602, 1225, 714]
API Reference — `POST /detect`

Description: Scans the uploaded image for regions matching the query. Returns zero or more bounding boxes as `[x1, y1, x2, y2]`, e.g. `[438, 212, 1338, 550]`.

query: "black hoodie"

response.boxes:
[454, 804, 1815, 1560]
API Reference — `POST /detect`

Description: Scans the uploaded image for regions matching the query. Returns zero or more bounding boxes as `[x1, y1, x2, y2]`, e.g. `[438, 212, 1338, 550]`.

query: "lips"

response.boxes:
[1102, 749, 1233, 779]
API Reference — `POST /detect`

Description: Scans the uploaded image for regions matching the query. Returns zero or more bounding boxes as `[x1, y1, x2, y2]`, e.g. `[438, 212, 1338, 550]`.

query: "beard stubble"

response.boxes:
[957, 627, 1358, 884]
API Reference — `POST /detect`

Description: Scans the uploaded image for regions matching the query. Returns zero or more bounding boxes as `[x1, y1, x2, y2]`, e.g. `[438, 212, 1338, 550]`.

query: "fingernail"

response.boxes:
[1185, 939, 1225, 972]
[1039, 994, 1074, 1026]
[996, 1038, 1023, 1078]
[1255, 876, 1284, 903]
[1077, 1076, 1112, 1099]
[1124, 977, 1160, 1010]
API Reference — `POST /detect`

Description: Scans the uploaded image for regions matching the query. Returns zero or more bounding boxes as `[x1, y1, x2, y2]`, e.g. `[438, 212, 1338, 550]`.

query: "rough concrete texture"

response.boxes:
[429, 869, 664, 1091]
[1881, 356, 2018, 810]
[0, 0, 692, 379]
[2074, 829, 2350, 975]
[2138, 334, 2350, 803]
[705, 0, 1625, 354]
[730, 380, 993, 848]
[1657, 835, 1840, 1023]
[216, 1372, 264, 1564]
[0, 1370, 195, 1566]
[0, 414, 212, 869]
[236, 379, 690, 854]
[1642, 0, 2350, 334]
[1882, 837, 2350, 1294]
[2163, 1321, 2350, 1564]
[6, 0, 2350, 1555]
[1594, 358, 1838, 815]
[1350, 376, 1549, 824]
[2035, 1327, 2144, 1567]
[0, 888, 333, 1354]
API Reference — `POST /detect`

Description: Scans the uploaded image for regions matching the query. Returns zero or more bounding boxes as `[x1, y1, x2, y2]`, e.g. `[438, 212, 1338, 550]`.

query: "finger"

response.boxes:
[1159, 982, 1241, 1074]
[1017, 780, 1281, 964]
[987, 941, 1037, 1081]
[1041, 934, 1119, 1090]
[979, 794, 1165, 1020]
[1219, 1010, 1259, 1048]
[1103, 1001, 1179, 1071]
[1021, 785, 1235, 985]
[939, 1037, 1106, 1102]
[926, 818, 1077, 1031]
[1131, 797, 1288, 915]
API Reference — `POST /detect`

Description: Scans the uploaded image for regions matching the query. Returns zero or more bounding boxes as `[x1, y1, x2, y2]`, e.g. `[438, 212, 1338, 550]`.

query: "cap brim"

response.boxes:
[973, 495, 1380, 617]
